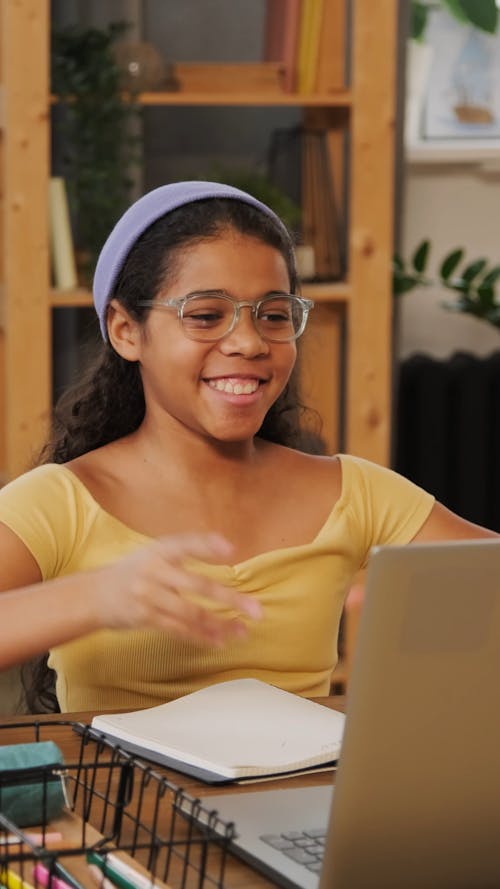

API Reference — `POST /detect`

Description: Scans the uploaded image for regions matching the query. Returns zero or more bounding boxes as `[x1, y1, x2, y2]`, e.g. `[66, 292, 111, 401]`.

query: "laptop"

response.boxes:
[191, 539, 500, 889]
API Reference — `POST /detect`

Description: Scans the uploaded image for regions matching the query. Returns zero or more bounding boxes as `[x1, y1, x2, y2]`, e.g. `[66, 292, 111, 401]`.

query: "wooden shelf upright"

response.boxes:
[0, 0, 399, 481]
[0, 0, 51, 481]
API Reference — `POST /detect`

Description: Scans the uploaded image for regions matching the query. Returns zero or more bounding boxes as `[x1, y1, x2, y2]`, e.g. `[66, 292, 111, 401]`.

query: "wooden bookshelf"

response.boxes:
[0, 0, 399, 479]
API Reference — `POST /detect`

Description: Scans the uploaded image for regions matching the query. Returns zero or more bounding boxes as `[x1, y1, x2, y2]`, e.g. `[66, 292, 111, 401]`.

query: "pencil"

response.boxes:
[0, 834, 64, 849]
[32, 863, 73, 889]
[86, 853, 156, 889]
[0, 866, 36, 889]
[87, 864, 115, 889]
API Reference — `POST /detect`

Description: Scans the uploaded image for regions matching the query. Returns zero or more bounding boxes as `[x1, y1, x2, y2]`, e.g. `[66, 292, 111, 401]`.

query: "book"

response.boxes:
[263, 0, 302, 93]
[296, 0, 324, 94]
[315, 0, 345, 94]
[91, 678, 345, 784]
[301, 129, 343, 280]
[48, 177, 78, 290]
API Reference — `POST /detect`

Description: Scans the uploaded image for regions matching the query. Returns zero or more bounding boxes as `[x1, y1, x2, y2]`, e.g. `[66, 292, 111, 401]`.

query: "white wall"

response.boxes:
[399, 13, 500, 361]
[399, 159, 500, 359]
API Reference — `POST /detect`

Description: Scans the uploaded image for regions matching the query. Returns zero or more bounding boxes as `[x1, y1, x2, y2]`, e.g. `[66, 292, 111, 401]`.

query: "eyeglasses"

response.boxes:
[138, 292, 314, 343]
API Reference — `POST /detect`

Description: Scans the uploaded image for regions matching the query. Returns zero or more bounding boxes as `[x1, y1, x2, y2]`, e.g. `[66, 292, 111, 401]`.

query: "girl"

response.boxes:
[0, 181, 495, 711]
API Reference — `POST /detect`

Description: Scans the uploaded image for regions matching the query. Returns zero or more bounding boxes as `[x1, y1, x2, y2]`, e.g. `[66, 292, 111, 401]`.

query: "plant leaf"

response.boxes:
[410, 2, 430, 40]
[461, 258, 488, 283]
[393, 254, 404, 272]
[393, 274, 422, 296]
[485, 307, 500, 326]
[412, 239, 430, 273]
[458, 0, 498, 33]
[440, 248, 464, 281]
[441, 0, 470, 24]
[480, 265, 500, 288]
[444, 278, 469, 293]
[477, 285, 495, 308]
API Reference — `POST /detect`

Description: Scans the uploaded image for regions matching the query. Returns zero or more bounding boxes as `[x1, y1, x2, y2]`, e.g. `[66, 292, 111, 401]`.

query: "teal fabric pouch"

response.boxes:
[0, 741, 66, 827]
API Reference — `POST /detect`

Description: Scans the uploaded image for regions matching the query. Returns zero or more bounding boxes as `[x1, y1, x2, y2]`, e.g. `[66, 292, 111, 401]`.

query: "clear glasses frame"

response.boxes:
[138, 292, 315, 343]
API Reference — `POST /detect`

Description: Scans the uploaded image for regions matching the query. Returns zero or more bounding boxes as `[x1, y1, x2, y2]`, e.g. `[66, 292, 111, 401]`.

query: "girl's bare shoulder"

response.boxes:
[259, 441, 343, 500]
[64, 438, 129, 497]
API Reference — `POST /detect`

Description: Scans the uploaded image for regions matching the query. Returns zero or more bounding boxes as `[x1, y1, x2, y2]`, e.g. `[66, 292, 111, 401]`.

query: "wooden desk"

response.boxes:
[0, 698, 345, 889]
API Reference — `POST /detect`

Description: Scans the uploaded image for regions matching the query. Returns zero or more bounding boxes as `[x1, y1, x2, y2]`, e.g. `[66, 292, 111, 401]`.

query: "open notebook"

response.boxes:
[91, 678, 345, 783]
[189, 539, 500, 889]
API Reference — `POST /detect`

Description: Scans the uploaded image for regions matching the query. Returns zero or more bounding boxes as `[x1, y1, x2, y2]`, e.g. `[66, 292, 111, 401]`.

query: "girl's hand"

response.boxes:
[96, 533, 262, 646]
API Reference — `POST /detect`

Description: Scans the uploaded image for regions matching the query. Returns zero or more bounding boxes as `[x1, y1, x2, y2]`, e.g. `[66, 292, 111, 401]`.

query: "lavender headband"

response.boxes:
[93, 180, 289, 340]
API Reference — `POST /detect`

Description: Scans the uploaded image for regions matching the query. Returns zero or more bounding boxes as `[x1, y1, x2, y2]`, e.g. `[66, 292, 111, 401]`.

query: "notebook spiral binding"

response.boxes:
[0, 720, 236, 889]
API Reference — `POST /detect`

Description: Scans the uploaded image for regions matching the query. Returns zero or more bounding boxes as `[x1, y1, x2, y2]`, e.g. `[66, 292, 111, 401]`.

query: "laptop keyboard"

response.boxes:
[260, 829, 327, 874]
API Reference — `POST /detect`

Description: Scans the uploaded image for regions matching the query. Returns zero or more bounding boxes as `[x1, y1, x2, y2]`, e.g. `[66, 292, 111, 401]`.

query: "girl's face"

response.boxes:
[133, 231, 297, 445]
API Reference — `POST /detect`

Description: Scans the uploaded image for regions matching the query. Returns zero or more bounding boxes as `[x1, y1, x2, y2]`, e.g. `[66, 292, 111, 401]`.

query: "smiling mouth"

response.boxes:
[205, 377, 262, 395]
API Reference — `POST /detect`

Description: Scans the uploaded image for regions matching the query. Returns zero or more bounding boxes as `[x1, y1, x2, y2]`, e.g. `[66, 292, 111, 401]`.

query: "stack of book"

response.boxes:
[269, 125, 343, 282]
[263, 0, 337, 95]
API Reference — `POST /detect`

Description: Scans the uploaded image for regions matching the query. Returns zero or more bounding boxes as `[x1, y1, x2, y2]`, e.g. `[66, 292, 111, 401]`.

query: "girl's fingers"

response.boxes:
[109, 532, 263, 642]
[154, 601, 249, 646]
[152, 561, 262, 620]
[148, 536, 263, 620]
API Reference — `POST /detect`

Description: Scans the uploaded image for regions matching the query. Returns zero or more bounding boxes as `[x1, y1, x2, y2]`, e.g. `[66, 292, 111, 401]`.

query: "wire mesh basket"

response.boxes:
[0, 720, 236, 889]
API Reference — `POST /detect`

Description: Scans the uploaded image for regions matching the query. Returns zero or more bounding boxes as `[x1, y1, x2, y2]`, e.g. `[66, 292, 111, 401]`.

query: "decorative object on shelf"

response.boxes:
[51, 22, 141, 283]
[113, 39, 178, 92]
[295, 244, 316, 281]
[406, 0, 499, 151]
[393, 240, 500, 331]
[172, 62, 284, 94]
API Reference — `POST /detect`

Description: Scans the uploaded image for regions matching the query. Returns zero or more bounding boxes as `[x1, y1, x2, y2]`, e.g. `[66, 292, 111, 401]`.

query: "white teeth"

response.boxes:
[208, 379, 259, 395]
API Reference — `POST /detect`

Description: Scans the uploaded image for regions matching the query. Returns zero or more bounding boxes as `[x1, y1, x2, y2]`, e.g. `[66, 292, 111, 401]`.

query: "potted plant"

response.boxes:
[394, 242, 500, 330]
[51, 22, 140, 283]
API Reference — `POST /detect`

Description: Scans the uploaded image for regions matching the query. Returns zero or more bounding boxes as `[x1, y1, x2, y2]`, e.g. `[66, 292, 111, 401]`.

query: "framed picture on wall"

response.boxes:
[423, 9, 500, 141]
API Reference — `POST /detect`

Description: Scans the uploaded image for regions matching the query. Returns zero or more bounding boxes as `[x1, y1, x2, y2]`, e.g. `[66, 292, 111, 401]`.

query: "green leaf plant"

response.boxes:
[393, 242, 500, 330]
[51, 22, 141, 282]
[411, 0, 498, 41]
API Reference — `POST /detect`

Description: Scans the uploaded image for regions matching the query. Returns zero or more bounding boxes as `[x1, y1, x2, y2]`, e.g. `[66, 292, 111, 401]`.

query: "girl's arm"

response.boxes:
[0, 523, 262, 671]
[411, 501, 499, 542]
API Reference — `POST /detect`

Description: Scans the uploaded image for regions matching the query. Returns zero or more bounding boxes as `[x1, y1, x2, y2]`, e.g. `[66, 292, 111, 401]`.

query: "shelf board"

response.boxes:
[301, 281, 350, 303]
[137, 90, 352, 108]
[50, 281, 351, 309]
[50, 288, 94, 308]
[50, 91, 351, 109]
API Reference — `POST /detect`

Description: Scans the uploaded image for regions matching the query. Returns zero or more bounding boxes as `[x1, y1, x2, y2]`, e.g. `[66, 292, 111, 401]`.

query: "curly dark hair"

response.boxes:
[26, 197, 324, 712]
